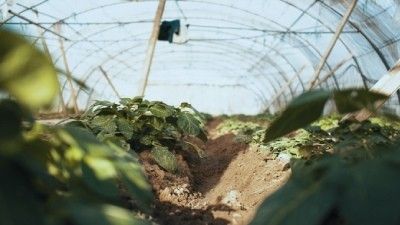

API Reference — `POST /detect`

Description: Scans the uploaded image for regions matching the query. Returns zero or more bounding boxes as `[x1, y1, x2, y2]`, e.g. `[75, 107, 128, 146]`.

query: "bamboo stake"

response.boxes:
[138, 0, 167, 97]
[34, 12, 67, 115]
[309, 57, 352, 90]
[8, 10, 69, 41]
[354, 59, 400, 121]
[55, 23, 79, 114]
[99, 66, 121, 99]
[308, 0, 358, 89]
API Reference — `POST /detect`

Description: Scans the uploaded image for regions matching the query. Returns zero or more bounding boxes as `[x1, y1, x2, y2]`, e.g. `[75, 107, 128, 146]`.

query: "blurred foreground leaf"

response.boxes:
[0, 30, 58, 109]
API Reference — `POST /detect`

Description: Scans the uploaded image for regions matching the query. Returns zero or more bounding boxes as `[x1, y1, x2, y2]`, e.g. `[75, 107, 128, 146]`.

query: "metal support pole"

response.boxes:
[138, 0, 167, 97]
[308, 0, 358, 89]
[99, 66, 121, 99]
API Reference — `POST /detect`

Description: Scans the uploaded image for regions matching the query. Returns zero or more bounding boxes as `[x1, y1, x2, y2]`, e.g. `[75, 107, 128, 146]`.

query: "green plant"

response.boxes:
[215, 118, 264, 137]
[0, 29, 152, 225]
[262, 116, 400, 160]
[263, 89, 387, 142]
[73, 98, 207, 172]
[251, 89, 400, 225]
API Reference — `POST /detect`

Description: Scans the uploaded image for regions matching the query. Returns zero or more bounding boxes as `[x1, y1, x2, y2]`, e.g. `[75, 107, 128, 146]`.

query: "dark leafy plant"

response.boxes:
[264, 89, 388, 142]
[251, 89, 400, 225]
[0, 29, 152, 225]
[74, 97, 208, 172]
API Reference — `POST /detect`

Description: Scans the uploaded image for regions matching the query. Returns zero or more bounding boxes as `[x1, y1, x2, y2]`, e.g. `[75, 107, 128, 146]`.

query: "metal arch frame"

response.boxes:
[24, 1, 342, 94]
[76, 40, 288, 99]
[25, 0, 335, 87]
[178, 2, 343, 88]
[17, 0, 396, 73]
[10, 0, 400, 106]
[15, 3, 143, 81]
[19, 4, 330, 98]
[70, 28, 310, 104]
[279, 0, 361, 89]
[87, 38, 298, 103]
[319, 0, 400, 102]
[175, 0, 351, 88]
[86, 54, 281, 103]
[91, 61, 269, 105]
[67, 28, 314, 106]
[80, 37, 312, 105]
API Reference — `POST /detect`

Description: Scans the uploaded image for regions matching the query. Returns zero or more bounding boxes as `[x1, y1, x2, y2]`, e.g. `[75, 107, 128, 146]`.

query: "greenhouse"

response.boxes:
[1, 0, 400, 224]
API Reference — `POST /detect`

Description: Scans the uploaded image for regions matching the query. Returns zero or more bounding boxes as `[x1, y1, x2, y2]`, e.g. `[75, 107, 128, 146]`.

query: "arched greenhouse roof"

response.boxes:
[1, 0, 400, 114]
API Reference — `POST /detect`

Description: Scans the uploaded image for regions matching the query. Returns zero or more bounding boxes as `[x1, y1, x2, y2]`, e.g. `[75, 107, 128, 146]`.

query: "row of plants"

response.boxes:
[0, 30, 153, 225]
[216, 99, 400, 162]
[68, 97, 208, 173]
[251, 89, 400, 225]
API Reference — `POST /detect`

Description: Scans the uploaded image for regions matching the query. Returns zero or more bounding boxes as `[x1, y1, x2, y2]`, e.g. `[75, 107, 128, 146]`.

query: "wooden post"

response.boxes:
[34, 12, 67, 115]
[55, 23, 79, 114]
[309, 57, 351, 90]
[99, 66, 121, 99]
[354, 59, 400, 121]
[138, 0, 167, 97]
[308, 0, 358, 89]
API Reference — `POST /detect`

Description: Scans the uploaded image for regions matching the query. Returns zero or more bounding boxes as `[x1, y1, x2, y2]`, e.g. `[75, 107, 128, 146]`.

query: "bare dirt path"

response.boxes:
[140, 119, 290, 225]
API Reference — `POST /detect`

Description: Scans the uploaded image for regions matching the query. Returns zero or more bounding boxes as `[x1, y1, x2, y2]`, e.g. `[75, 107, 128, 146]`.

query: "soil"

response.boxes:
[139, 119, 291, 225]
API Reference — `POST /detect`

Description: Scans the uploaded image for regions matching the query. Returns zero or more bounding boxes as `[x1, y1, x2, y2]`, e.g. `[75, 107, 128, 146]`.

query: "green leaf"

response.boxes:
[333, 89, 388, 114]
[90, 115, 117, 134]
[180, 102, 206, 121]
[149, 102, 174, 118]
[0, 161, 45, 225]
[94, 100, 115, 107]
[183, 141, 206, 159]
[64, 120, 87, 129]
[57, 127, 113, 158]
[81, 156, 120, 200]
[146, 116, 165, 131]
[103, 136, 131, 151]
[340, 161, 400, 225]
[139, 135, 156, 146]
[251, 157, 348, 225]
[68, 202, 150, 225]
[108, 142, 153, 211]
[120, 97, 142, 107]
[177, 112, 203, 137]
[264, 90, 331, 143]
[151, 146, 178, 173]
[0, 100, 23, 134]
[116, 118, 133, 139]
[0, 30, 58, 109]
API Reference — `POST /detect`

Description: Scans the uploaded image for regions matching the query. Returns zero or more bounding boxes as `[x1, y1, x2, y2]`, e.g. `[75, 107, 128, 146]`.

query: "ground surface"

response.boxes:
[139, 119, 290, 225]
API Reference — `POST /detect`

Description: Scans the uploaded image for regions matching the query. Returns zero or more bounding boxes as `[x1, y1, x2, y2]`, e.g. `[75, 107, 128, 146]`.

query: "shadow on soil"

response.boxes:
[190, 133, 249, 193]
[154, 201, 233, 225]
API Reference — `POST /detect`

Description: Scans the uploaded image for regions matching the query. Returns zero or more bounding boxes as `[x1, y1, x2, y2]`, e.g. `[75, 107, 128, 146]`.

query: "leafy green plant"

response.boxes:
[251, 148, 400, 225]
[0, 30, 59, 109]
[0, 29, 152, 225]
[264, 89, 387, 142]
[215, 118, 264, 137]
[73, 97, 207, 172]
[263, 116, 400, 160]
[251, 89, 400, 225]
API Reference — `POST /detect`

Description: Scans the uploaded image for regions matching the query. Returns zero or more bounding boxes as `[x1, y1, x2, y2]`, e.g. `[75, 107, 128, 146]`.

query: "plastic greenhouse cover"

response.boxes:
[1, 0, 400, 114]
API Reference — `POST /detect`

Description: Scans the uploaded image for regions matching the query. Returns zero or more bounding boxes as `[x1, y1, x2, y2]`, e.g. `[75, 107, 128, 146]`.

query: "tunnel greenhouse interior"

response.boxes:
[2, 1, 400, 225]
